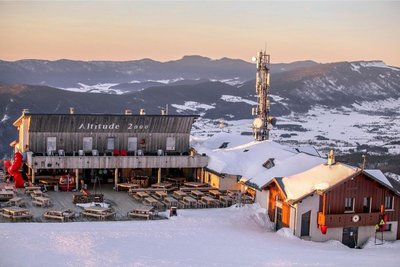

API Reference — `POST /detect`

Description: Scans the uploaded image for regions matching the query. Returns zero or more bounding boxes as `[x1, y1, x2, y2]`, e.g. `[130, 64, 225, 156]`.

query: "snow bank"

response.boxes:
[1, 205, 399, 266]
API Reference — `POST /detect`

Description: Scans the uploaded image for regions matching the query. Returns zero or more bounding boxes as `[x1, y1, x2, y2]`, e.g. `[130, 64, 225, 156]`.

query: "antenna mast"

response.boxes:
[252, 50, 274, 141]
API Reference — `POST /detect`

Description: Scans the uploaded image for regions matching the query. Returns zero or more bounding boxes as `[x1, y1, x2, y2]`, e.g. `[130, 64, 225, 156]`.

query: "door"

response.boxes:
[166, 137, 176, 151]
[342, 227, 358, 248]
[276, 207, 283, 230]
[107, 137, 115, 151]
[301, 211, 311, 237]
[83, 137, 93, 151]
[128, 137, 137, 152]
[46, 137, 56, 155]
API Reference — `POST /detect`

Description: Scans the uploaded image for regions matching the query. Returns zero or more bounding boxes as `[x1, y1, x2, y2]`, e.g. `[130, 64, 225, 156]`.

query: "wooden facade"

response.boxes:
[11, 111, 208, 187]
[318, 173, 400, 239]
[265, 171, 400, 241]
[267, 182, 291, 229]
[14, 113, 197, 155]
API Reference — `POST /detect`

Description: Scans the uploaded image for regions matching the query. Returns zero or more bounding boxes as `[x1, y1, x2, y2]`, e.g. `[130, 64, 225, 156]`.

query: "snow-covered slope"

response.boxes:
[1, 205, 399, 267]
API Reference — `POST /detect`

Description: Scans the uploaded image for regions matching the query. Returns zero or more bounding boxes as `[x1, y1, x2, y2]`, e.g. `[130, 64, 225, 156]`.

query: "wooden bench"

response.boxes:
[32, 197, 51, 207]
[81, 206, 115, 220]
[179, 187, 216, 192]
[127, 206, 157, 220]
[43, 209, 75, 222]
[0, 207, 33, 221]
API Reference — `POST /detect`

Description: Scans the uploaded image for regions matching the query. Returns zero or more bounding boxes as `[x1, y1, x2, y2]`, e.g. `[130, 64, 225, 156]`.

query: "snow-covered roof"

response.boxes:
[250, 153, 325, 189]
[192, 133, 325, 189]
[277, 163, 358, 202]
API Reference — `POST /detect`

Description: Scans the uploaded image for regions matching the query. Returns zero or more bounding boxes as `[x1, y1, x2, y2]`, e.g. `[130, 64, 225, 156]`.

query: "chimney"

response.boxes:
[125, 109, 132, 115]
[69, 107, 75, 114]
[327, 149, 335, 165]
[161, 109, 166, 115]
[140, 108, 145, 115]
[22, 108, 29, 115]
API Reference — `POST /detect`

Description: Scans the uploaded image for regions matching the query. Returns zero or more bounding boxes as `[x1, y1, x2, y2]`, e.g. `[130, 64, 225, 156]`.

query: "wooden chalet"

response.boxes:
[11, 109, 208, 189]
[263, 155, 400, 248]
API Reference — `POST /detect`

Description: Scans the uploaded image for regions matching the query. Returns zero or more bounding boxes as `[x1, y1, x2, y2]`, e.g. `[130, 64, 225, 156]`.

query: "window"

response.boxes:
[263, 158, 275, 169]
[345, 197, 355, 212]
[166, 137, 176, 151]
[127, 137, 137, 151]
[107, 137, 115, 150]
[385, 196, 394, 210]
[46, 137, 56, 155]
[83, 137, 93, 151]
[363, 197, 371, 213]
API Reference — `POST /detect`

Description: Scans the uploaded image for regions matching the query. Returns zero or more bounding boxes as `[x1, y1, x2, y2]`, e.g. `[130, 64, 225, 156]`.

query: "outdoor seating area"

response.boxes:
[0, 177, 252, 223]
[127, 182, 251, 210]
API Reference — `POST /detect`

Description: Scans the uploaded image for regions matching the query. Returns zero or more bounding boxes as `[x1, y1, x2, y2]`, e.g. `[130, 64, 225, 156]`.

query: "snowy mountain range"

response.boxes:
[0, 56, 399, 172]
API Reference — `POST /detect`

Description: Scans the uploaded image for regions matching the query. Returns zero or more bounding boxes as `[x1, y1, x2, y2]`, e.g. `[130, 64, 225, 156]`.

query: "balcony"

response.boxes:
[318, 211, 381, 228]
[27, 154, 208, 170]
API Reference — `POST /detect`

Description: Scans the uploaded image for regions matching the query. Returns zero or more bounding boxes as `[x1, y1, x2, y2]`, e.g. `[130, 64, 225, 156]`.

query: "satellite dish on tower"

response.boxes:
[253, 118, 263, 129]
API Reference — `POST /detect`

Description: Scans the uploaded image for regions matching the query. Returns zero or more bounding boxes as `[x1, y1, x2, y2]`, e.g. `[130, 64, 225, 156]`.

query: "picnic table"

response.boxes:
[166, 177, 186, 186]
[116, 183, 140, 191]
[25, 186, 41, 194]
[209, 190, 222, 198]
[7, 197, 25, 207]
[183, 182, 207, 188]
[183, 196, 198, 208]
[0, 207, 32, 221]
[4, 185, 15, 192]
[31, 190, 46, 198]
[0, 190, 14, 201]
[179, 186, 216, 192]
[144, 196, 163, 209]
[155, 191, 168, 199]
[202, 196, 217, 204]
[43, 209, 75, 222]
[82, 206, 115, 220]
[164, 196, 179, 208]
[201, 196, 220, 208]
[220, 195, 233, 205]
[136, 191, 150, 199]
[127, 206, 157, 220]
[151, 182, 173, 189]
[191, 190, 205, 199]
[173, 190, 187, 200]
[32, 196, 51, 207]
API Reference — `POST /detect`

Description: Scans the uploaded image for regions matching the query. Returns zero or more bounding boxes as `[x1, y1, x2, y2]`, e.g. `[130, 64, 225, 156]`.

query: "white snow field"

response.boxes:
[1, 205, 399, 267]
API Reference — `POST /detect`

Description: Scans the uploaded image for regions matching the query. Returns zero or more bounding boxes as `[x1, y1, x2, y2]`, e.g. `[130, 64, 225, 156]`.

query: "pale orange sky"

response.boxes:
[1, 1, 399, 66]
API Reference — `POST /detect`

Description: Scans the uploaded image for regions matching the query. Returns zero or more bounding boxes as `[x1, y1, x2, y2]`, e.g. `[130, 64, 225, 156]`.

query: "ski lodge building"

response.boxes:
[11, 109, 208, 187]
[194, 134, 400, 247]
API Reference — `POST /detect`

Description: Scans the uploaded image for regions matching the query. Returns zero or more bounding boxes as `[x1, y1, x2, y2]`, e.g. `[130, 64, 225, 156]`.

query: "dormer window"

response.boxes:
[219, 142, 229, 149]
[263, 158, 275, 169]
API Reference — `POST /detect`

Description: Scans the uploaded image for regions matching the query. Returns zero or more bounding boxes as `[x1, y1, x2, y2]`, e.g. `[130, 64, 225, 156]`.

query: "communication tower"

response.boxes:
[252, 50, 276, 141]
